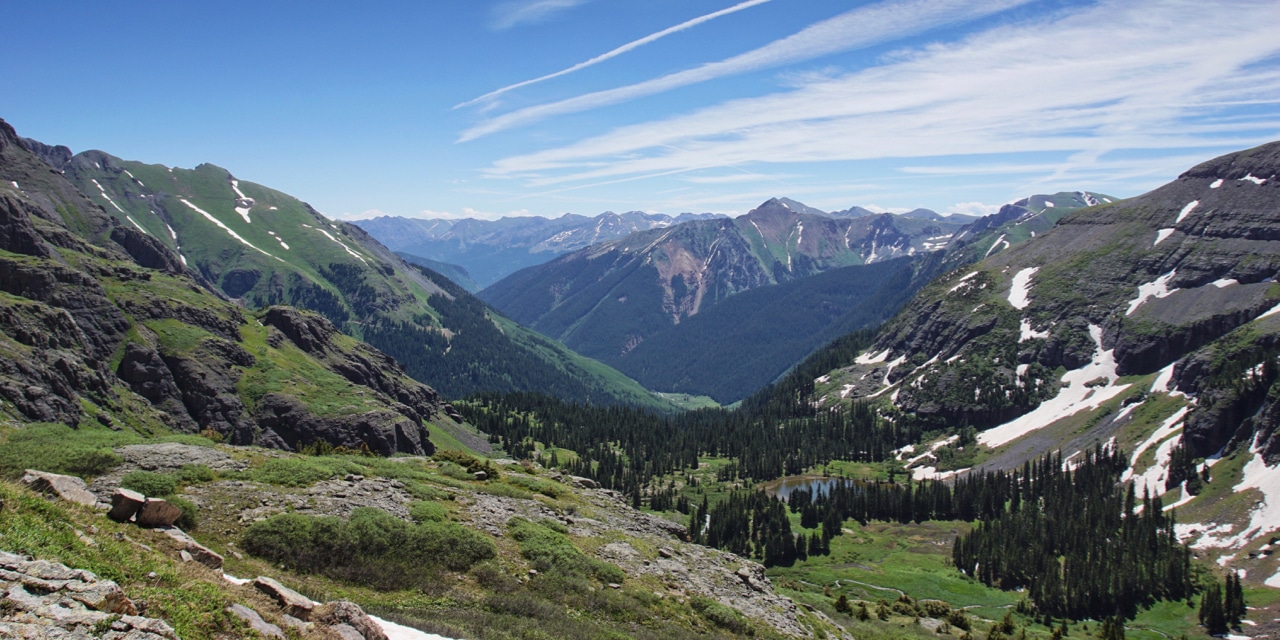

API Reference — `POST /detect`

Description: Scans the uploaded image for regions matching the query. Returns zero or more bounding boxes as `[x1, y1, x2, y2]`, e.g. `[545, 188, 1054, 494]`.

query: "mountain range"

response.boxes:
[355, 210, 725, 288]
[13, 124, 679, 412]
[477, 194, 1109, 402]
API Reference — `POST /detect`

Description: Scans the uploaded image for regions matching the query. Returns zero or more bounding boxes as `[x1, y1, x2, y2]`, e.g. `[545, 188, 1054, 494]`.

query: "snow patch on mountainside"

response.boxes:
[1126, 270, 1179, 316]
[949, 271, 979, 293]
[90, 178, 126, 214]
[1019, 319, 1049, 343]
[1121, 406, 1190, 497]
[977, 325, 1129, 448]
[1181, 435, 1280, 551]
[1175, 201, 1199, 224]
[1007, 267, 1039, 310]
[1211, 179, 1224, 189]
[317, 228, 368, 264]
[179, 198, 279, 261]
[856, 349, 891, 365]
[985, 234, 1009, 258]
[125, 216, 149, 235]
[1240, 174, 1268, 185]
[1150, 362, 1181, 395]
[1154, 228, 1175, 246]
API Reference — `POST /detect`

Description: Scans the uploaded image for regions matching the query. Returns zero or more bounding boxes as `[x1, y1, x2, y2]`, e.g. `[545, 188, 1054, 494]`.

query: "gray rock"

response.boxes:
[313, 600, 388, 640]
[135, 499, 182, 528]
[254, 576, 315, 620]
[227, 603, 285, 639]
[107, 488, 145, 522]
[20, 470, 97, 507]
[157, 527, 224, 570]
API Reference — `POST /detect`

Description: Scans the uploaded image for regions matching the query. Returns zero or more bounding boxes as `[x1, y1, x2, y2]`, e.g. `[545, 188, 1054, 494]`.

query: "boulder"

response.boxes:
[254, 576, 315, 620]
[569, 475, 599, 489]
[107, 487, 146, 522]
[135, 498, 183, 527]
[313, 600, 388, 640]
[158, 526, 224, 570]
[227, 603, 285, 639]
[21, 469, 98, 507]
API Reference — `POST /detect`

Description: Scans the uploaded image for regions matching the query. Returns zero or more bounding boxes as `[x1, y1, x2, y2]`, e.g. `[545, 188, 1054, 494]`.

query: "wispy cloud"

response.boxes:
[490, 0, 589, 30]
[461, 0, 775, 108]
[948, 202, 1001, 217]
[482, 0, 1280, 194]
[460, 0, 1034, 140]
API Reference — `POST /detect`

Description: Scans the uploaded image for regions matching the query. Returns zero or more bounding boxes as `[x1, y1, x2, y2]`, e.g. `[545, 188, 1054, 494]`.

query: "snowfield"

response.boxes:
[1125, 270, 1178, 316]
[1007, 267, 1039, 310]
[977, 325, 1129, 448]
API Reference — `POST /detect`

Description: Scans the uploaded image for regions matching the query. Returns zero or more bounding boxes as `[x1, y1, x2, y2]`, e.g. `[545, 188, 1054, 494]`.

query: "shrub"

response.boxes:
[919, 600, 953, 618]
[165, 495, 199, 531]
[504, 474, 564, 498]
[508, 518, 624, 584]
[242, 507, 496, 591]
[246, 457, 359, 487]
[177, 464, 216, 484]
[689, 595, 751, 635]
[121, 471, 178, 498]
[948, 609, 972, 631]
[408, 501, 448, 523]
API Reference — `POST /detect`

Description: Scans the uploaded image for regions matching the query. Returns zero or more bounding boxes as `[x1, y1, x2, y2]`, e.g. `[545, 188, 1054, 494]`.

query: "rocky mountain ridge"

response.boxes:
[355, 210, 726, 288]
[0, 117, 454, 454]
[478, 193, 1107, 401]
[810, 140, 1280, 576]
[16, 127, 676, 410]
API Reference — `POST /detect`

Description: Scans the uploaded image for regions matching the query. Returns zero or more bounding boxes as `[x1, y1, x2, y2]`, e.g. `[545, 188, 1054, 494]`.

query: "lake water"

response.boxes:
[767, 476, 857, 500]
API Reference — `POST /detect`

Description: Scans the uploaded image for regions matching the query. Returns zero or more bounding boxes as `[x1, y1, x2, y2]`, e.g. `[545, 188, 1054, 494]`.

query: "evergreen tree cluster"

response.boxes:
[460, 391, 919, 495]
[952, 447, 1193, 620]
[1198, 571, 1246, 635]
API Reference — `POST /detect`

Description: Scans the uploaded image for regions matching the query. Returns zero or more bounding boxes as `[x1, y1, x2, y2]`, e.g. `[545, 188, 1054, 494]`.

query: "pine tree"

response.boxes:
[1200, 583, 1228, 636]
[1225, 572, 1246, 627]
[835, 594, 853, 615]
[1098, 616, 1124, 640]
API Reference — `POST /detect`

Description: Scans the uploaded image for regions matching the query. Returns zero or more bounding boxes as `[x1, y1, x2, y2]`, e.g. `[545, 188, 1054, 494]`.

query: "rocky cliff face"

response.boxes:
[0, 118, 451, 455]
[818, 141, 1280, 465]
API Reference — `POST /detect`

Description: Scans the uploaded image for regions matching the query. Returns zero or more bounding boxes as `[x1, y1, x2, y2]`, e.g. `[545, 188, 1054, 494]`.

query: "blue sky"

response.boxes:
[3, 0, 1279, 220]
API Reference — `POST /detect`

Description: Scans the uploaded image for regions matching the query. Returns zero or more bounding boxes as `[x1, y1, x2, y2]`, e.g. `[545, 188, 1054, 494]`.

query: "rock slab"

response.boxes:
[21, 469, 98, 507]
[0, 549, 178, 639]
[254, 576, 315, 620]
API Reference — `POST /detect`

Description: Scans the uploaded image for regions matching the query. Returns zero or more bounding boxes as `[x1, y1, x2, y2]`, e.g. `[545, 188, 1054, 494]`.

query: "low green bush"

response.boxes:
[508, 518, 624, 584]
[165, 495, 199, 531]
[121, 471, 178, 498]
[689, 595, 752, 635]
[242, 507, 496, 591]
[504, 474, 564, 498]
[246, 457, 360, 487]
[177, 464, 216, 484]
[408, 500, 448, 523]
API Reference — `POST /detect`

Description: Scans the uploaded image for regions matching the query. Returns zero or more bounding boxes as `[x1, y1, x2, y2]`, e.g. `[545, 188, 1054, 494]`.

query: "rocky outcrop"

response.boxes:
[0, 550, 181, 639]
[116, 344, 198, 432]
[21, 470, 98, 508]
[254, 576, 315, 620]
[254, 393, 433, 456]
[262, 306, 444, 426]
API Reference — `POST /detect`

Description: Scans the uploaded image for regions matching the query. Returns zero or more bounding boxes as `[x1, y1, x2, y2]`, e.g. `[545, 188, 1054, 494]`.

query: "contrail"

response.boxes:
[456, 0, 775, 109]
